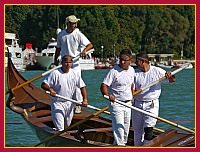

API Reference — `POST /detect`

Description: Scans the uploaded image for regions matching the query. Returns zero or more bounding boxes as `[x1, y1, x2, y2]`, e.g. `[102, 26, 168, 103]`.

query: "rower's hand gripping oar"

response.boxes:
[45, 91, 110, 115]
[103, 64, 195, 134]
[133, 63, 190, 95]
[34, 105, 109, 147]
[5, 49, 94, 95]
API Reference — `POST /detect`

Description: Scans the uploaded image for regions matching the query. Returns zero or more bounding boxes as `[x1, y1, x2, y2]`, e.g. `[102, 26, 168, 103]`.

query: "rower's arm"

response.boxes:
[100, 83, 109, 96]
[41, 82, 56, 96]
[81, 43, 93, 57]
[54, 47, 61, 66]
[80, 87, 88, 106]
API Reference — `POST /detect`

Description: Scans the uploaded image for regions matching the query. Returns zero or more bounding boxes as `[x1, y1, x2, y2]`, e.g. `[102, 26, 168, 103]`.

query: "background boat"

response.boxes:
[35, 38, 57, 70]
[5, 33, 24, 71]
[95, 61, 111, 69]
[172, 63, 193, 69]
[156, 63, 173, 69]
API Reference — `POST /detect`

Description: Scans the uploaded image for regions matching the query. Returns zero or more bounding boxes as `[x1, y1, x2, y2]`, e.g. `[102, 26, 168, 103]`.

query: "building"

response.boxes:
[147, 54, 174, 66]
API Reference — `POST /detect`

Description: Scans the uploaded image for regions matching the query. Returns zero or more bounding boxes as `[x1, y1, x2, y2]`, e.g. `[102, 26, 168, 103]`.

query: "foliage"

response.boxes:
[5, 5, 195, 59]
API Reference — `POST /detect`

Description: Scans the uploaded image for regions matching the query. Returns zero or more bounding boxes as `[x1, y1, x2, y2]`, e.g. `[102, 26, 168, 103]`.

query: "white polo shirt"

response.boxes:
[43, 68, 86, 102]
[102, 65, 135, 101]
[57, 28, 91, 67]
[134, 65, 168, 101]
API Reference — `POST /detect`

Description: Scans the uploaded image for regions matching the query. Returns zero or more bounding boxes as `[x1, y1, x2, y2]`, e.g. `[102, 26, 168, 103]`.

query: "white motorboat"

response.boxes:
[157, 63, 173, 69]
[5, 32, 24, 71]
[172, 63, 193, 69]
[35, 38, 57, 70]
[79, 55, 95, 70]
[157, 62, 193, 69]
[35, 38, 95, 70]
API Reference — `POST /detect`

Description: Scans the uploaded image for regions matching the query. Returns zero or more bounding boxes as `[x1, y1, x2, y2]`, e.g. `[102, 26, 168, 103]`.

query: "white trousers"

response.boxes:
[51, 100, 75, 131]
[109, 101, 132, 146]
[72, 66, 83, 101]
[132, 99, 159, 146]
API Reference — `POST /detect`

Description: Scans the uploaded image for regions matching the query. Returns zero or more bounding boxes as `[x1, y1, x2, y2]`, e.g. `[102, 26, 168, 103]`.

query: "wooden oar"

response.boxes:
[46, 91, 164, 133]
[133, 63, 190, 96]
[5, 122, 27, 124]
[157, 119, 194, 123]
[104, 95, 194, 134]
[34, 105, 109, 147]
[5, 49, 94, 95]
[45, 91, 110, 114]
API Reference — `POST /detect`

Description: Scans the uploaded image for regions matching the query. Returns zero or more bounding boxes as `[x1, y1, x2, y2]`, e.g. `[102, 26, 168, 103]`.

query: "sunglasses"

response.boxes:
[120, 58, 131, 62]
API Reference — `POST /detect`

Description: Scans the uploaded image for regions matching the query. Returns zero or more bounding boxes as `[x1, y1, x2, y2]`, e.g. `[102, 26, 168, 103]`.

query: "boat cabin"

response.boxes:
[147, 54, 174, 66]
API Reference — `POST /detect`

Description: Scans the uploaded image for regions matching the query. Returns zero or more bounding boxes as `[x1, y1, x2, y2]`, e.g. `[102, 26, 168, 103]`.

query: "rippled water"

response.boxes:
[5, 68, 195, 147]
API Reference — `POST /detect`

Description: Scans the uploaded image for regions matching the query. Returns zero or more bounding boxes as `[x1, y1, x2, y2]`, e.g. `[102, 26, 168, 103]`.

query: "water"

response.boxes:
[5, 68, 195, 147]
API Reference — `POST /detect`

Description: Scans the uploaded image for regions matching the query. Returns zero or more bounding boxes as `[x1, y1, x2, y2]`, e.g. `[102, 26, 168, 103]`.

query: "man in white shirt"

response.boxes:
[54, 15, 93, 113]
[100, 49, 135, 146]
[132, 54, 176, 146]
[42, 55, 88, 131]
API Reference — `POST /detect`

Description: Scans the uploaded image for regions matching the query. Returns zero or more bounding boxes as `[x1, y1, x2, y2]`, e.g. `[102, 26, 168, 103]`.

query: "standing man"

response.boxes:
[100, 49, 135, 146]
[54, 15, 93, 113]
[42, 55, 88, 131]
[132, 54, 176, 146]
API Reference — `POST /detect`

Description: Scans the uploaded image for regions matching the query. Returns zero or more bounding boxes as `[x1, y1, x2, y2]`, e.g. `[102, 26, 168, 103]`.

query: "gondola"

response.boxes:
[6, 58, 195, 147]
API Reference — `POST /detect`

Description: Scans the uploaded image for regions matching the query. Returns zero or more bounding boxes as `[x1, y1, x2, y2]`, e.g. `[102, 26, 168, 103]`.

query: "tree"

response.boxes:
[5, 5, 195, 59]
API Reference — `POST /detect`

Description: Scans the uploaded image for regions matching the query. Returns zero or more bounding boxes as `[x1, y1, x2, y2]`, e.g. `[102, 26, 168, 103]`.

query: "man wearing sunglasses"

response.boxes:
[100, 49, 135, 146]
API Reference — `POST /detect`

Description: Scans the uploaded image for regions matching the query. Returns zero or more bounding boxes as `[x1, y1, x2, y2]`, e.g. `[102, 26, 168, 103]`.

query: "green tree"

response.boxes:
[5, 5, 195, 59]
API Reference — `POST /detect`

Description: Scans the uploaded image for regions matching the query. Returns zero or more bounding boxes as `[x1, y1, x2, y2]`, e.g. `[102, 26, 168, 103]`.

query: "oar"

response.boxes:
[46, 91, 164, 133]
[34, 105, 109, 147]
[45, 91, 110, 114]
[133, 63, 190, 95]
[157, 119, 194, 123]
[5, 49, 94, 95]
[5, 122, 27, 124]
[104, 95, 194, 134]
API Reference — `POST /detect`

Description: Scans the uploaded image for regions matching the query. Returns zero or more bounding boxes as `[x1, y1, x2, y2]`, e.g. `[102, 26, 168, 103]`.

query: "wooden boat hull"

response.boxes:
[25, 118, 113, 147]
[6, 58, 195, 147]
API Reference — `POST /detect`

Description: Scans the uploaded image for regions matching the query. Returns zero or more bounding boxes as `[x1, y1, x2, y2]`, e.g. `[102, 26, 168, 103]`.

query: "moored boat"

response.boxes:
[5, 32, 24, 71]
[95, 62, 111, 69]
[156, 63, 173, 69]
[35, 38, 57, 70]
[172, 63, 193, 69]
[5, 58, 195, 147]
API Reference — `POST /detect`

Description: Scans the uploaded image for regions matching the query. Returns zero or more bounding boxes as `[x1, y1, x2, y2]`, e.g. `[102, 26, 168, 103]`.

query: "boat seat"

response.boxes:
[144, 128, 177, 146]
[89, 118, 112, 126]
[31, 109, 51, 117]
[28, 115, 52, 124]
[73, 116, 112, 126]
[67, 127, 113, 134]
[82, 127, 113, 133]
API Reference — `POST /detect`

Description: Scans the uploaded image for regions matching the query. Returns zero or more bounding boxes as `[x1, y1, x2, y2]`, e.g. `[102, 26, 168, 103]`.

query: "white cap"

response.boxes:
[66, 15, 80, 23]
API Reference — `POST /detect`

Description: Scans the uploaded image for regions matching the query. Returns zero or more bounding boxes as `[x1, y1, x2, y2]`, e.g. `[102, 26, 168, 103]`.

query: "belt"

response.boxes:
[120, 100, 131, 103]
[136, 100, 155, 108]
[136, 99, 157, 102]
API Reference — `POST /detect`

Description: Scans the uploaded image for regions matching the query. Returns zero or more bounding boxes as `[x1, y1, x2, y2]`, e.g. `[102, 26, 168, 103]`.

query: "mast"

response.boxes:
[56, 6, 61, 35]
[181, 43, 183, 60]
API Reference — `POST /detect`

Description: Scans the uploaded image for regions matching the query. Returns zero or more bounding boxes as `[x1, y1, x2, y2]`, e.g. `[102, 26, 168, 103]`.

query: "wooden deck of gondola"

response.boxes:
[144, 129, 195, 147]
